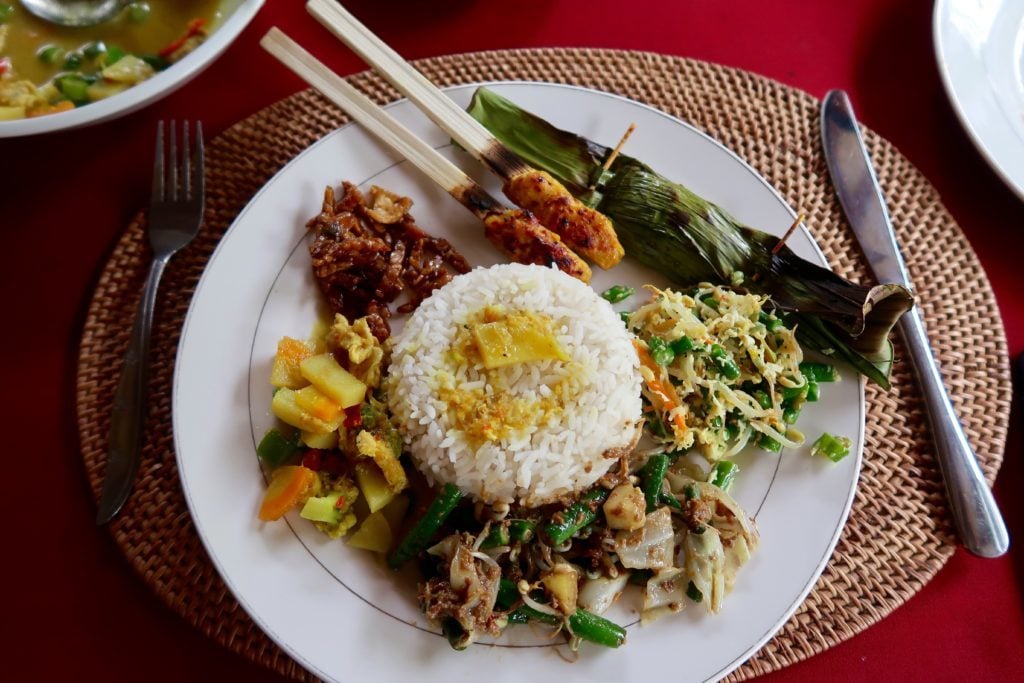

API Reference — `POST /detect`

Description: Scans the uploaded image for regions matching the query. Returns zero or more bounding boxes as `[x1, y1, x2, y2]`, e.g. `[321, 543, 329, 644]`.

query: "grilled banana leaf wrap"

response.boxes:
[467, 88, 914, 388]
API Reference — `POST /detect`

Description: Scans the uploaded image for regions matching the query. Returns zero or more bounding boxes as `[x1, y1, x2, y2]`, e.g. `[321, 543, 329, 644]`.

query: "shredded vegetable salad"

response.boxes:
[628, 284, 814, 465]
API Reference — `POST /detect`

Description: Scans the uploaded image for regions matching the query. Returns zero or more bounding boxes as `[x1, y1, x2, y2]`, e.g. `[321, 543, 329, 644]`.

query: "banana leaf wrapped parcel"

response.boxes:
[467, 88, 914, 388]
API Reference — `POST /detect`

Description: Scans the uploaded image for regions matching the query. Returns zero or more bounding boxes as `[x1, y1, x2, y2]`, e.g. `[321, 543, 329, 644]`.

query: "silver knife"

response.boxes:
[821, 90, 1008, 557]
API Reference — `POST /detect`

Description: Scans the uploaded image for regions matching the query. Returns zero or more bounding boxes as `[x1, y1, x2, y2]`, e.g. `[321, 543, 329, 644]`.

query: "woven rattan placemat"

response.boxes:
[76, 49, 1010, 681]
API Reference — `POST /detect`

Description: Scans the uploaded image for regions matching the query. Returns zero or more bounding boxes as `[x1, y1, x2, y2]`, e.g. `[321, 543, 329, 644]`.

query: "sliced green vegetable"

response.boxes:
[647, 337, 674, 366]
[256, 428, 300, 467]
[508, 519, 536, 542]
[800, 361, 838, 383]
[55, 74, 93, 104]
[752, 389, 772, 410]
[783, 405, 801, 425]
[618, 311, 631, 326]
[140, 53, 170, 70]
[569, 610, 626, 648]
[660, 491, 682, 509]
[811, 432, 852, 462]
[441, 618, 469, 650]
[37, 45, 64, 65]
[479, 523, 510, 550]
[0, 4, 13, 23]
[299, 492, 345, 524]
[759, 434, 782, 453]
[641, 453, 670, 512]
[601, 284, 634, 304]
[83, 41, 107, 59]
[710, 344, 740, 380]
[125, 1, 150, 22]
[686, 580, 703, 603]
[708, 461, 738, 491]
[670, 335, 695, 354]
[806, 379, 820, 402]
[386, 483, 462, 569]
[102, 45, 126, 66]
[63, 52, 84, 70]
[544, 488, 609, 546]
[496, 578, 520, 610]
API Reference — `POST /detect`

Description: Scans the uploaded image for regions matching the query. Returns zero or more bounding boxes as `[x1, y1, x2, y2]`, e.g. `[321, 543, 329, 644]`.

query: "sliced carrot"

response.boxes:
[633, 340, 686, 435]
[158, 18, 208, 58]
[258, 466, 318, 521]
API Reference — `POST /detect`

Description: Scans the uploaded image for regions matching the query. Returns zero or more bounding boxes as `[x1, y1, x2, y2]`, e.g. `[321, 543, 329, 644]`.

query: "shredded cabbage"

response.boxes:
[630, 284, 806, 463]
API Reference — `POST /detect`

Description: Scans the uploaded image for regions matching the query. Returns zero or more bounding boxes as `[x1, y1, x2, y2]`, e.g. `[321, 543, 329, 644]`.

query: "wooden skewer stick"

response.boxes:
[771, 213, 805, 255]
[307, 0, 532, 180]
[260, 27, 499, 217]
[589, 123, 636, 189]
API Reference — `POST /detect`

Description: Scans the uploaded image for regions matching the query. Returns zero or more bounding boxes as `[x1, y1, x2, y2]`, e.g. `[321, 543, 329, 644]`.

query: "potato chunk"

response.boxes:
[603, 484, 646, 531]
[300, 353, 366, 408]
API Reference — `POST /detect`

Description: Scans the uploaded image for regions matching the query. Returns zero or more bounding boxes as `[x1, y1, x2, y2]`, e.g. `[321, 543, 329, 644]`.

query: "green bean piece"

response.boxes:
[0, 4, 12, 23]
[686, 581, 703, 603]
[601, 284, 635, 304]
[660, 491, 682, 509]
[126, 1, 150, 22]
[140, 53, 170, 70]
[783, 405, 801, 425]
[647, 416, 668, 439]
[55, 74, 92, 104]
[479, 523, 510, 550]
[700, 294, 719, 311]
[509, 604, 560, 626]
[647, 336, 675, 366]
[256, 428, 300, 467]
[38, 45, 64, 65]
[811, 432, 852, 462]
[710, 344, 741, 380]
[508, 519, 536, 542]
[83, 41, 107, 59]
[781, 383, 808, 401]
[570, 610, 626, 648]
[63, 52, 84, 70]
[752, 389, 772, 410]
[387, 483, 462, 569]
[708, 461, 738, 491]
[641, 453, 670, 512]
[800, 362, 838, 382]
[619, 311, 631, 326]
[759, 311, 786, 332]
[496, 578, 519, 610]
[543, 488, 609, 546]
[441, 618, 470, 650]
[806, 379, 820, 402]
[670, 335, 695, 354]
[758, 434, 782, 453]
[682, 482, 700, 500]
[103, 45, 126, 66]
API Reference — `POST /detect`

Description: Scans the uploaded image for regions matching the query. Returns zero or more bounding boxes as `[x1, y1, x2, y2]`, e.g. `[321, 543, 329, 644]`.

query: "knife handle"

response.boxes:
[899, 308, 1009, 557]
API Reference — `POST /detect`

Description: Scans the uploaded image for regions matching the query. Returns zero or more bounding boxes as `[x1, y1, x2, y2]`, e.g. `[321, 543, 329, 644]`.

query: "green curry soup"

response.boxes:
[0, 1, 236, 120]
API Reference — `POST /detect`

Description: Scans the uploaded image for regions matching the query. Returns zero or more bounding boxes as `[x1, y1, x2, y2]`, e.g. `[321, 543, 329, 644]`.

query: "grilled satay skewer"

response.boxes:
[261, 28, 592, 283]
[306, 0, 625, 271]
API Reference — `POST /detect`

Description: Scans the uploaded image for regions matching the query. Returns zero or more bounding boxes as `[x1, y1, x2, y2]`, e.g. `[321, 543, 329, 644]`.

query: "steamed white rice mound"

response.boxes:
[387, 263, 642, 507]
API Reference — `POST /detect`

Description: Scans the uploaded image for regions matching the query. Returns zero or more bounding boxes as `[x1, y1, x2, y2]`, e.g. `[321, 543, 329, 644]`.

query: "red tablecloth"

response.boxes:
[4, 0, 1021, 680]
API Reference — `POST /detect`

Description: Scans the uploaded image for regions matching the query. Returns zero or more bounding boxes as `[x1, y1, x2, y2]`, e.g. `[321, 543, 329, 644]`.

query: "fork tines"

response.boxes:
[152, 120, 205, 204]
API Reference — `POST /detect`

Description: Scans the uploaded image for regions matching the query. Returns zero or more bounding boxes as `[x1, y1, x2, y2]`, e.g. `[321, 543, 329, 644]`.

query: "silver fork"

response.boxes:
[96, 121, 205, 525]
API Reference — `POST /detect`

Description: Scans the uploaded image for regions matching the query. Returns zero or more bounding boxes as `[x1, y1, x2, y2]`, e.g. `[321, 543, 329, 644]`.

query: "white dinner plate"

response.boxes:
[934, 0, 1024, 201]
[174, 82, 865, 682]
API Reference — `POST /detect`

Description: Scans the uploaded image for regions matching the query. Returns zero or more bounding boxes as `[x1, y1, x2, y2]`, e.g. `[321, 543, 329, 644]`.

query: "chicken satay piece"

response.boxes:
[482, 209, 592, 283]
[502, 170, 624, 269]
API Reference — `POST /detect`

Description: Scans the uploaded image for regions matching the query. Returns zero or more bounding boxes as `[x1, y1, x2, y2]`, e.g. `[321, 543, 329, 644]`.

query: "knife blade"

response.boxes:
[821, 90, 1008, 558]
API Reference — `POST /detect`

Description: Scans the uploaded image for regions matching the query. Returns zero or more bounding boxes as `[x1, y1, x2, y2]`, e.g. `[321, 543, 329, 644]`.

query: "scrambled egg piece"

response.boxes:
[356, 430, 407, 492]
[327, 314, 386, 388]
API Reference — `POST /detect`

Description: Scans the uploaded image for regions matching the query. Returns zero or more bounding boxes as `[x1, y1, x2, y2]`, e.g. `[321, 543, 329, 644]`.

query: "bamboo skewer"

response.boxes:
[307, 0, 531, 180]
[261, 27, 499, 217]
[771, 213, 805, 255]
[259, 28, 593, 282]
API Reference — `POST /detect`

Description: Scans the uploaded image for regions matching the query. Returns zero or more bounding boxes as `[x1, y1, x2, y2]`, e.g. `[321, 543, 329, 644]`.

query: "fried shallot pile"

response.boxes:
[307, 183, 470, 341]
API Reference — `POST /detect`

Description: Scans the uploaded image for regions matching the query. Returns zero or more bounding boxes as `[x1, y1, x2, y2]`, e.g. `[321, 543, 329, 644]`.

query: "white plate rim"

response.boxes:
[173, 81, 865, 682]
[933, 0, 1024, 202]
